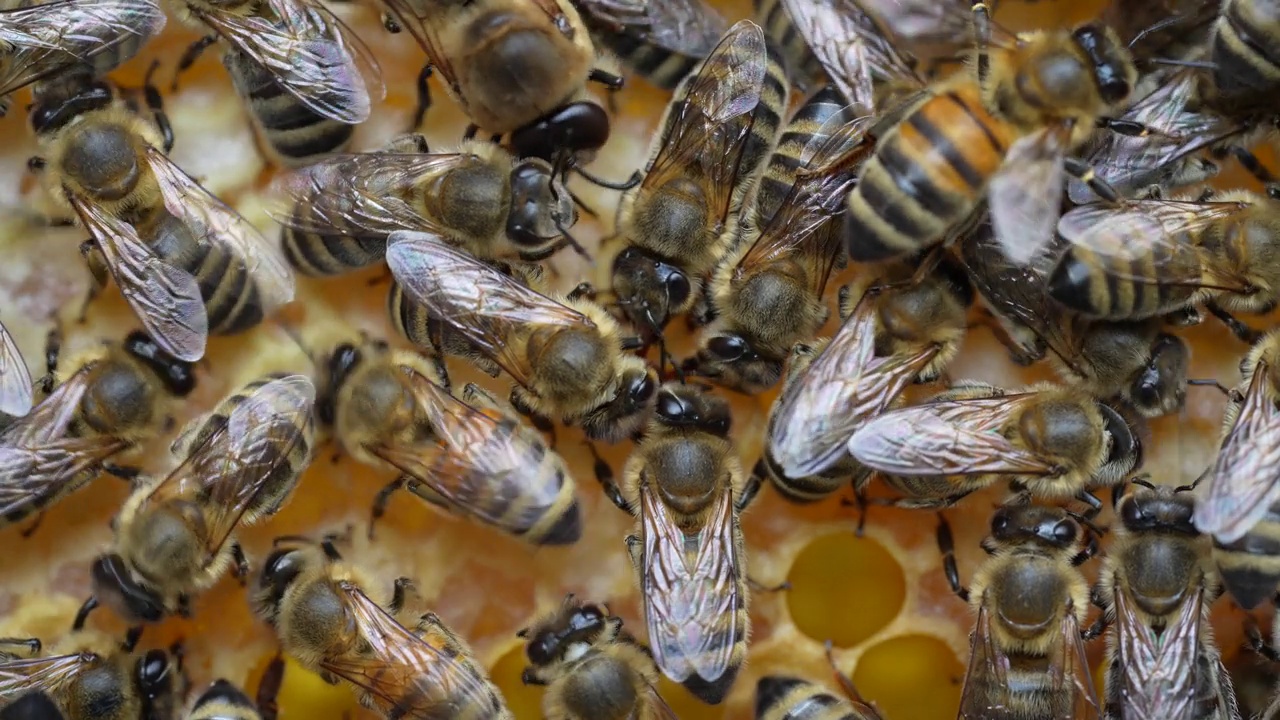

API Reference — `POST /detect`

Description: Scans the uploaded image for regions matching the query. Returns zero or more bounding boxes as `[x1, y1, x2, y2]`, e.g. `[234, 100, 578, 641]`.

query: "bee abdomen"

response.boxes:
[755, 676, 860, 720]
[223, 50, 354, 168]
[754, 0, 821, 90]
[733, 44, 791, 210]
[844, 88, 1007, 262]
[678, 563, 748, 704]
[592, 29, 701, 91]
[1214, 503, 1280, 609]
[1211, 4, 1280, 105]
[281, 223, 386, 277]
[1048, 245, 1195, 320]
[146, 211, 263, 335]
[752, 87, 847, 227]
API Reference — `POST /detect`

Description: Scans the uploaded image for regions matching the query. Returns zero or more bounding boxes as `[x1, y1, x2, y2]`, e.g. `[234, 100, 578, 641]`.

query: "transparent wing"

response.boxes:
[1194, 367, 1280, 543]
[956, 603, 1011, 719]
[848, 394, 1058, 476]
[855, 0, 1017, 47]
[0, 652, 94, 697]
[324, 582, 500, 717]
[0, 319, 32, 417]
[1062, 605, 1102, 720]
[575, 0, 726, 56]
[0, 437, 129, 520]
[270, 152, 469, 238]
[197, 0, 377, 122]
[142, 375, 314, 558]
[1113, 584, 1200, 720]
[70, 195, 207, 362]
[0, 366, 92, 447]
[386, 231, 589, 387]
[768, 288, 937, 479]
[989, 128, 1066, 266]
[640, 483, 740, 684]
[0, 0, 165, 96]
[145, 146, 295, 312]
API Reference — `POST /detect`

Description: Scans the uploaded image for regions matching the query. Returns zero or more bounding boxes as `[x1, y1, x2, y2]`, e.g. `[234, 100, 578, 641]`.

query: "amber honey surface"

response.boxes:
[0, 0, 1275, 718]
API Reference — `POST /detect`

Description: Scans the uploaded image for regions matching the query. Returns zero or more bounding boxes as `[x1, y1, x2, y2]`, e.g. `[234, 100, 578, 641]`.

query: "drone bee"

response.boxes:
[1097, 479, 1239, 719]
[0, 331, 195, 532]
[386, 231, 657, 442]
[763, 260, 971, 502]
[0, 318, 32, 419]
[610, 19, 788, 340]
[570, 0, 726, 91]
[593, 382, 750, 704]
[0, 629, 178, 720]
[275, 137, 579, 276]
[0, 0, 165, 115]
[252, 536, 512, 719]
[168, 0, 379, 167]
[28, 70, 295, 363]
[88, 374, 314, 623]
[940, 500, 1100, 719]
[520, 595, 677, 719]
[689, 90, 871, 394]
[848, 381, 1140, 511]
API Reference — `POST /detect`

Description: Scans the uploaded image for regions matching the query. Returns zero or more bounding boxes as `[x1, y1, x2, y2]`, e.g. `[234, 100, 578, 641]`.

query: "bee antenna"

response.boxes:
[574, 166, 642, 192]
[1127, 16, 1190, 49]
[1149, 57, 1217, 70]
[275, 322, 319, 368]
[556, 218, 593, 262]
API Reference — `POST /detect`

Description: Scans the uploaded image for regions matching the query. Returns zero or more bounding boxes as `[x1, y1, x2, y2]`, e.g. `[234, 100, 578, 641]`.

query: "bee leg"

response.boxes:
[230, 542, 249, 584]
[824, 640, 870, 705]
[18, 512, 45, 539]
[509, 390, 556, 445]
[77, 240, 109, 323]
[567, 282, 597, 302]
[0, 638, 40, 655]
[1072, 489, 1104, 522]
[585, 441, 630, 513]
[39, 324, 61, 394]
[1063, 157, 1122, 204]
[140, 61, 175, 153]
[172, 35, 218, 92]
[102, 463, 141, 481]
[26, 155, 44, 172]
[388, 576, 414, 615]
[369, 476, 407, 541]
[521, 668, 549, 686]
[1070, 531, 1099, 566]
[748, 577, 790, 593]
[121, 625, 143, 653]
[463, 124, 480, 141]
[256, 655, 285, 720]
[1247, 616, 1280, 661]
[587, 68, 624, 91]
[381, 11, 401, 33]
[1204, 302, 1261, 344]
[411, 64, 433, 131]
[936, 513, 969, 602]
[1080, 612, 1108, 641]
[176, 594, 193, 618]
[970, 2, 992, 85]
[1228, 145, 1277, 187]
[72, 596, 99, 631]
[624, 533, 642, 571]
[736, 472, 762, 512]
[619, 335, 646, 351]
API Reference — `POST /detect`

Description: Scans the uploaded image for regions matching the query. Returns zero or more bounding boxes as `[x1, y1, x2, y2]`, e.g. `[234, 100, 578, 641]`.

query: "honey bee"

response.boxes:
[27, 70, 295, 363]
[167, 0, 379, 168]
[186, 678, 270, 720]
[378, 0, 617, 167]
[0, 318, 33, 418]
[87, 374, 314, 623]
[592, 382, 750, 704]
[309, 335, 581, 545]
[754, 0, 821, 91]
[1050, 191, 1280, 337]
[939, 499, 1101, 719]
[569, 0, 726, 91]
[0, 691, 65, 720]
[0, 330, 195, 532]
[754, 673, 883, 720]
[762, 259, 971, 501]
[0, 0, 165, 115]
[274, 136, 579, 276]
[848, 381, 1141, 511]
[1096, 478, 1240, 719]
[252, 535, 513, 719]
[0, 630, 178, 720]
[519, 595, 677, 719]
[688, 91, 872, 393]
[610, 19, 789, 339]
[843, 2, 1139, 265]
[386, 231, 657, 442]
[961, 220, 1191, 418]
[1192, 329, 1280, 608]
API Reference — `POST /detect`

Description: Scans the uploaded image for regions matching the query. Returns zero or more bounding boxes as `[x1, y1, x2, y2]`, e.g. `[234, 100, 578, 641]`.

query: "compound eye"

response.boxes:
[1120, 497, 1145, 528]
[991, 509, 1012, 538]
[663, 271, 691, 307]
[656, 388, 688, 420]
[571, 605, 604, 631]
[526, 631, 557, 665]
[135, 650, 171, 698]
[628, 373, 656, 405]
[1052, 520, 1077, 544]
[707, 335, 746, 361]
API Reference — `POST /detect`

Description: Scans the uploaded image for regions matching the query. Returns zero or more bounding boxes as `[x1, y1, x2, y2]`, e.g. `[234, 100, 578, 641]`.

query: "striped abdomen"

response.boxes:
[588, 23, 703, 90]
[844, 85, 1013, 262]
[386, 280, 501, 377]
[750, 86, 847, 229]
[281, 219, 386, 277]
[145, 209, 264, 335]
[754, 0, 822, 91]
[755, 676, 871, 720]
[730, 43, 791, 223]
[1047, 232, 1204, 320]
[1211, 0, 1280, 110]
[223, 49, 353, 168]
[1214, 500, 1280, 608]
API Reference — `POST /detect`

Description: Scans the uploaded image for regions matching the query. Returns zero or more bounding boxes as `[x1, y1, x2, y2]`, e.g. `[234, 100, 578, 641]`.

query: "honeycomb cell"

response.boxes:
[488, 641, 545, 720]
[251, 654, 359, 720]
[786, 533, 905, 648]
[851, 634, 964, 720]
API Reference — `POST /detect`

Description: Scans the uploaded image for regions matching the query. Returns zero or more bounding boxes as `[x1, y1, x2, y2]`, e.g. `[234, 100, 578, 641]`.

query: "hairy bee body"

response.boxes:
[753, 0, 820, 91]
[1209, 0, 1280, 115]
[187, 679, 264, 720]
[754, 675, 880, 720]
[749, 87, 846, 228]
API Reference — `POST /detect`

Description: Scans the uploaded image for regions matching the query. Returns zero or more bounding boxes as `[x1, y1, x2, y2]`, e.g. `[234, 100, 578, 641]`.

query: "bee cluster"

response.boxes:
[5, 0, 1280, 717]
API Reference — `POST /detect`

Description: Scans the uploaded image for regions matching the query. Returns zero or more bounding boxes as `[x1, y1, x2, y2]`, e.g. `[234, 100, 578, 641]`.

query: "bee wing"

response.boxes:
[854, 0, 1017, 47]
[847, 394, 1059, 476]
[0, 320, 32, 418]
[0, 366, 93, 447]
[324, 582, 500, 716]
[640, 483, 741, 684]
[0, 0, 164, 97]
[1194, 367, 1280, 542]
[68, 194, 208, 362]
[270, 152, 469, 238]
[956, 602, 1011, 719]
[1113, 584, 1201, 719]
[642, 679, 682, 720]
[370, 369, 559, 530]
[640, 20, 767, 224]
[1061, 604, 1102, 720]
[196, 0, 376, 123]
[779, 0, 923, 110]
[0, 652, 94, 698]
[989, 127, 1067, 266]
[142, 375, 314, 557]
[574, 0, 726, 57]
[386, 231, 590, 387]
[144, 146, 295, 312]
[768, 287, 936, 479]
[0, 437, 130, 520]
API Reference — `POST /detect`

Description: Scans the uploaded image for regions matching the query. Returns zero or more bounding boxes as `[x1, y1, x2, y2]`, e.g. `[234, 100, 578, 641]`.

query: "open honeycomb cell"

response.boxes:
[2, 0, 1278, 719]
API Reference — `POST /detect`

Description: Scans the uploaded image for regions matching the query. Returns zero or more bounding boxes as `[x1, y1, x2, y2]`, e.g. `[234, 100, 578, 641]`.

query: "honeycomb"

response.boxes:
[0, 0, 1275, 718]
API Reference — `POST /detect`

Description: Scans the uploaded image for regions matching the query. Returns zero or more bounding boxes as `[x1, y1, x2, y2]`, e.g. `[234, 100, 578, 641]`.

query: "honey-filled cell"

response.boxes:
[488, 642, 546, 720]
[851, 634, 964, 720]
[786, 533, 906, 648]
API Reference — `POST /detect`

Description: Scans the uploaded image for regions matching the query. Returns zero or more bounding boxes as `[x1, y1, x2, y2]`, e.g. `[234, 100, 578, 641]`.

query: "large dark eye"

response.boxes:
[134, 650, 171, 699]
[708, 335, 746, 361]
[656, 389, 690, 421]
[1121, 496, 1145, 528]
[664, 271, 691, 307]
[1052, 520, 1076, 544]
[569, 605, 604, 632]
[628, 372, 656, 406]
[991, 509, 1012, 537]
[526, 631, 558, 666]
[261, 548, 304, 598]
